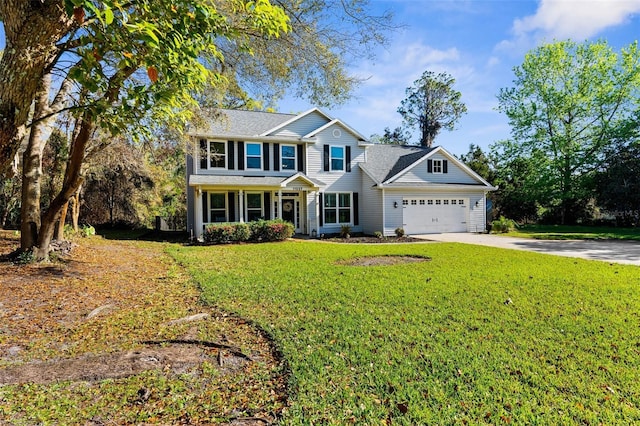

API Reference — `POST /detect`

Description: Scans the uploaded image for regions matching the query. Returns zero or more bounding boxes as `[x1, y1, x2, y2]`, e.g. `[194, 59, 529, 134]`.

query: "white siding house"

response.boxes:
[186, 108, 496, 239]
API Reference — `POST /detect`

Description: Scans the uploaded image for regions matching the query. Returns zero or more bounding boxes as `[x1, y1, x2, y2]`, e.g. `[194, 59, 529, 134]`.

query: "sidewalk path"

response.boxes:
[414, 233, 640, 266]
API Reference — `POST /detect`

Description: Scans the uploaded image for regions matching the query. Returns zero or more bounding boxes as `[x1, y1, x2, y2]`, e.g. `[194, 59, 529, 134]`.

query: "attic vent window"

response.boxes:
[333, 129, 342, 138]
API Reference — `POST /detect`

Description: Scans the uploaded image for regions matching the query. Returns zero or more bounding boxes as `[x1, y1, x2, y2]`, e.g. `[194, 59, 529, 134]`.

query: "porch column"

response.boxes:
[195, 187, 203, 239]
[314, 191, 320, 236]
[239, 189, 245, 223]
[277, 189, 283, 219]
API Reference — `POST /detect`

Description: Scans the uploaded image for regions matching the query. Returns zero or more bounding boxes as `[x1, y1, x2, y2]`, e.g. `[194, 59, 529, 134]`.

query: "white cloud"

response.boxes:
[514, 0, 640, 40]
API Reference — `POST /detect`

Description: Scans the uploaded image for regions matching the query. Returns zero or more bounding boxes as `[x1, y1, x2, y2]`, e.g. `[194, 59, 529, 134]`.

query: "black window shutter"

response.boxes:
[227, 192, 235, 222]
[227, 141, 234, 170]
[199, 139, 207, 170]
[318, 193, 324, 226]
[202, 191, 208, 223]
[297, 145, 304, 172]
[263, 143, 270, 171]
[346, 146, 351, 172]
[273, 143, 280, 171]
[427, 159, 433, 173]
[264, 192, 271, 220]
[323, 145, 330, 171]
[353, 192, 359, 226]
[237, 141, 245, 170]
[443, 159, 448, 173]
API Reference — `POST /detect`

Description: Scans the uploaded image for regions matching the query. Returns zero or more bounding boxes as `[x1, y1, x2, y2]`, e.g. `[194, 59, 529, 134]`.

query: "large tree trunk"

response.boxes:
[19, 76, 52, 251]
[35, 117, 93, 261]
[71, 189, 81, 231]
[55, 201, 69, 241]
[0, 0, 73, 176]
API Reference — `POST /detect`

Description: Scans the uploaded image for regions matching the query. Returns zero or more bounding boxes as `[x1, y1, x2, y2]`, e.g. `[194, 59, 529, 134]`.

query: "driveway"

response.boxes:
[414, 233, 640, 266]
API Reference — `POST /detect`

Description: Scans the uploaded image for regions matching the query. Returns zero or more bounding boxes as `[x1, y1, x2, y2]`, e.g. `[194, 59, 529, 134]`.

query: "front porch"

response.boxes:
[189, 173, 323, 239]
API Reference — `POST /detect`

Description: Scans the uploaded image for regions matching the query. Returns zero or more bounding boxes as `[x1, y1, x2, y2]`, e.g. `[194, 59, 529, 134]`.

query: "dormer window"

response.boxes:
[432, 159, 443, 174]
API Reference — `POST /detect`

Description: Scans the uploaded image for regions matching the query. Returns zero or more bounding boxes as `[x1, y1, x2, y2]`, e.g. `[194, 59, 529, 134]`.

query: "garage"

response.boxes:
[402, 197, 468, 234]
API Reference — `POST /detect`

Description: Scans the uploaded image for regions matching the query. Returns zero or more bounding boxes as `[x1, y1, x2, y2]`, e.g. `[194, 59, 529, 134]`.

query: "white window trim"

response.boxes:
[207, 140, 227, 170]
[432, 159, 443, 174]
[245, 142, 263, 171]
[329, 145, 345, 172]
[324, 192, 352, 225]
[281, 144, 297, 171]
[207, 192, 228, 223]
[245, 192, 264, 221]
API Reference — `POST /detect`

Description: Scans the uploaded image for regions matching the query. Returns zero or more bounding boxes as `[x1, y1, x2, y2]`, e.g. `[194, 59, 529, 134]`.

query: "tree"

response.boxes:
[0, 1, 73, 176]
[16, 0, 290, 260]
[458, 144, 495, 183]
[495, 40, 640, 224]
[370, 127, 412, 145]
[397, 71, 467, 148]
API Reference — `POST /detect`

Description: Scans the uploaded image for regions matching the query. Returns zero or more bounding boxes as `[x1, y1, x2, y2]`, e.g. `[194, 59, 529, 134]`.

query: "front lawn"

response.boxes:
[508, 224, 640, 241]
[169, 241, 640, 424]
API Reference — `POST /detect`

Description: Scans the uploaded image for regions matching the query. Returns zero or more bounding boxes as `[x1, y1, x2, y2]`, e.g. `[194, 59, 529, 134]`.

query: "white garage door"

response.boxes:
[402, 197, 468, 234]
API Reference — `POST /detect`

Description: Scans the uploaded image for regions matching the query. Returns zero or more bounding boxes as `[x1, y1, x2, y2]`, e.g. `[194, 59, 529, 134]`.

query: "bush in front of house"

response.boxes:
[491, 216, 517, 233]
[203, 219, 294, 244]
[249, 219, 295, 242]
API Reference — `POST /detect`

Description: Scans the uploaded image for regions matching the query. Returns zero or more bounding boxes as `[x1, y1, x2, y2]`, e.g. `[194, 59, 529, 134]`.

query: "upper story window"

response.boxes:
[246, 142, 262, 170]
[281, 145, 297, 170]
[432, 159, 443, 174]
[330, 146, 345, 171]
[200, 140, 226, 169]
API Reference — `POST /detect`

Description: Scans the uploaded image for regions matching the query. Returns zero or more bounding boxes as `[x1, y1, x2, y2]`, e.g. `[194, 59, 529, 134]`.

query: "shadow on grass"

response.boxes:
[97, 227, 189, 243]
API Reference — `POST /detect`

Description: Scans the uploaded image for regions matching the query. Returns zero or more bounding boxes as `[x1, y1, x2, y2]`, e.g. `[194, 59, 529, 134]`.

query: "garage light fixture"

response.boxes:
[393, 201, 398, 208]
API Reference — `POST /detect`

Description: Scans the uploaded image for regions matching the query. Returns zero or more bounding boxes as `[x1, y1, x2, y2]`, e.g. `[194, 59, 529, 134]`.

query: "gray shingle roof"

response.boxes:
[199, 109, 297, 138]
[360, 144, 435, 184]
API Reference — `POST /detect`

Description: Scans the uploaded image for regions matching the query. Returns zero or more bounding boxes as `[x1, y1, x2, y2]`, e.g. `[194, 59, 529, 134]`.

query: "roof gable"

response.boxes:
[303, 118, 368, 141]
[261, 108, 333, 137]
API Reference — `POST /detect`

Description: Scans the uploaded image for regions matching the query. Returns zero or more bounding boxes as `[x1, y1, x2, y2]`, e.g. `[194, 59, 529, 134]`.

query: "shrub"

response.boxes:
[395, 227, 405, 237]
[374, 231, 384, 239]
[249, 219, 294, 242]
[340, 224, 352, 238]
[204, 220, 293, 244]
[491, 216, 517, 233]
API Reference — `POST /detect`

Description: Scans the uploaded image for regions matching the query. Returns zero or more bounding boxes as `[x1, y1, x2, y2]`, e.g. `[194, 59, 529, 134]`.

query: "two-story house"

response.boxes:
[186, 108, 496, 239]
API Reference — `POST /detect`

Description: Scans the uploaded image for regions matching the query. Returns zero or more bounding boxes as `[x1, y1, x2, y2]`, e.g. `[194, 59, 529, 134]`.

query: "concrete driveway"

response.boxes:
[414, 233, 640, 266]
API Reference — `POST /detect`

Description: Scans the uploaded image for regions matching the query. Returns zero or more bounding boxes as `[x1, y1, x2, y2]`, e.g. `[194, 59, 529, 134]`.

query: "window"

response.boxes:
[246, 142, 262, 170]
[324, 193, 351, 224]
[435, 200, 441, 205]
[402, 200, 408, 206]
[459, 199, 465, 205]
[246, 193, 263, 221]
[432, 159, 443, 174]
[451, 200, 457, 205]
[209, 193, 227, 223]
[330, 146, 345, 171]
[419, 200, 425, 205]
[200, 140, 226, 169]
[427, 199, 433, 205]
[281, 145, 296, 170]
[411, 199, 417, 205]
[443, 200, 449, 205]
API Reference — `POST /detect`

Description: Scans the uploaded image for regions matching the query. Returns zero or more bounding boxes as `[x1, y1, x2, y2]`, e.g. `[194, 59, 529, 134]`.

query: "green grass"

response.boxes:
[169, 241, 640, 425]
[508, 224, 640, 241]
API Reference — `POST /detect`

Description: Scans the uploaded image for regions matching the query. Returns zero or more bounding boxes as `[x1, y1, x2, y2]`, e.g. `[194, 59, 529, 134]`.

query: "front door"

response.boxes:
[282, 199, 297, 229]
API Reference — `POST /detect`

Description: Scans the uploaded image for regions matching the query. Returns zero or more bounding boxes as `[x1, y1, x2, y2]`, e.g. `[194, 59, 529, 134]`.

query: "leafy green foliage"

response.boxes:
[170, 241, 640, 424]
[203, 219, 294, 244]
[494, 40, 640, 224]
[395, 227, 405, 237]
[398, 70, 467, 147]
[491, 216, 516, 233]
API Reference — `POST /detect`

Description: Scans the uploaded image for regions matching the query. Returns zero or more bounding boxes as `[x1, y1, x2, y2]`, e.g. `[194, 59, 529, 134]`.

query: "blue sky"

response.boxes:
[279, 0, 640, 156]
